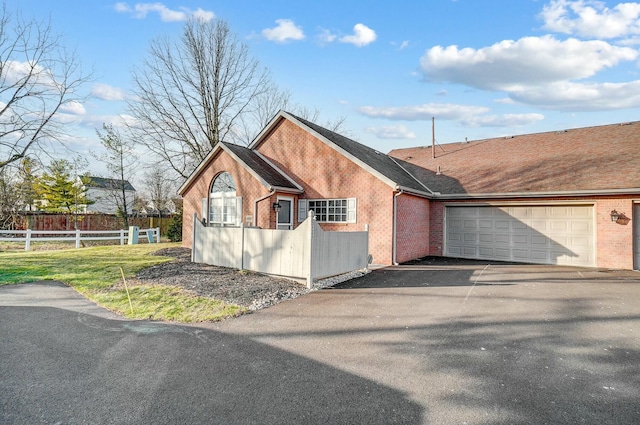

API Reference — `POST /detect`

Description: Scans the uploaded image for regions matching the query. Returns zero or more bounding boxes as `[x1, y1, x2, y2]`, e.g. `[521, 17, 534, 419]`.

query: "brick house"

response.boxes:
[179, 111, 640, 270]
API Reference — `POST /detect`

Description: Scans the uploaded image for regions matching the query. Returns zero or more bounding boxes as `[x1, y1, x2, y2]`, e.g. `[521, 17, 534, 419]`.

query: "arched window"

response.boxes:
[208, 172, 240, 226]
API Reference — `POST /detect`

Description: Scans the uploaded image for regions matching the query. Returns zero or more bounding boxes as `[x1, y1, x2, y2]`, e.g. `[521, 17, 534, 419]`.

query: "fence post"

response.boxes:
[191, 213, 197, 263]
[306, 210, 315, 289]
[25, 229, 31, 251]
[240, 222, 245, 270]
[75, 229, 81, 248]
[155, 227, 161, 243]
[364, 224, 370, 271]
[120, 229, 125, 245]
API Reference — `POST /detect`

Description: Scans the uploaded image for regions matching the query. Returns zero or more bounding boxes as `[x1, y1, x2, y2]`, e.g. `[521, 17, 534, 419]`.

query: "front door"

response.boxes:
[276, 197, 293, 230]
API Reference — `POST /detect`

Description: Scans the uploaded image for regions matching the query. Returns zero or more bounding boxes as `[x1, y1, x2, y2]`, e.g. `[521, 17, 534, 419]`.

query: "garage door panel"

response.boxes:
[571, 221, 591, 231]
[479, 220, 493, 229]
[495, 220, 510, 229]
[445, 205, 594, 266]
[531, 235, 547, 245]
[479, 234, 493, 243]
[494, 248, 512, 259]
[531, 250, 549, 262]
[463, 246, 477, 256]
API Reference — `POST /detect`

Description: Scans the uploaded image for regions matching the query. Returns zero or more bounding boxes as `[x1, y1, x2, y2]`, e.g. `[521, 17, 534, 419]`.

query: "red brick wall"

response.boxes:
[181, 150, 272, 249]
[395, 194, 430, 263]
[429, 196, 637, 270]
[255, 119, 396, 264]
[595, 198, 634, 269]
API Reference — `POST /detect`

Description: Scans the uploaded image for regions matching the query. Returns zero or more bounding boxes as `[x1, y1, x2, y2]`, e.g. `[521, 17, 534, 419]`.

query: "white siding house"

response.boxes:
[84, 177, 136, 215]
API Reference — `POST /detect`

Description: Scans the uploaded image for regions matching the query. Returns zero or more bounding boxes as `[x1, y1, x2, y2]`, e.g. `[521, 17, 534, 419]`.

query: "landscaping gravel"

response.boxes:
[134, 247, 367, 311]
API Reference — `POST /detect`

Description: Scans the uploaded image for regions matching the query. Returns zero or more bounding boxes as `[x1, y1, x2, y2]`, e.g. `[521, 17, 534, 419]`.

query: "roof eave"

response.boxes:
[433, 188, 640, 200]
[271, 186, 304, 194]
[395, 185, 434, 199]
[177, 145, 222, 196]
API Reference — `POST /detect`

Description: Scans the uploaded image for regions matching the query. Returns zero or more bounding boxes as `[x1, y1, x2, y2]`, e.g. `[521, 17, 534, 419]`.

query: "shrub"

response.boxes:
[166, 207, 182, 242]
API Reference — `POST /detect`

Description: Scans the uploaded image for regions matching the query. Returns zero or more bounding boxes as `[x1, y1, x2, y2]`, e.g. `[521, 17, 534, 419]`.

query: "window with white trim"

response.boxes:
[300, 198, 357, 223]
[208, 172, 241, 226]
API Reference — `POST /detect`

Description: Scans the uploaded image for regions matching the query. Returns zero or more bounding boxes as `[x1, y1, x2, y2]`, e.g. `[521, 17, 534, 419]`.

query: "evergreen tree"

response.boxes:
[37, 159, 93, 228]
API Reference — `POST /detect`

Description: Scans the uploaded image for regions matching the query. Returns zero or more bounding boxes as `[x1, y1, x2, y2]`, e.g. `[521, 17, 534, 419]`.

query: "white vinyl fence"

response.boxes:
[192, 212, 369, 288]
[0, 227, 161, 251]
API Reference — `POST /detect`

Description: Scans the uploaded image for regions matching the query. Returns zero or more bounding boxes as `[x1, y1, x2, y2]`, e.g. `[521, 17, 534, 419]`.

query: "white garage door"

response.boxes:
[445, 205, 595, 266]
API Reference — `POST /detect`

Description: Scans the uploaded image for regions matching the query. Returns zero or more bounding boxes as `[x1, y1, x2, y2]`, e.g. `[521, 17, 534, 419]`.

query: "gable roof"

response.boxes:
[220, 142, 302, 192]
[86, 176, 136, 191]
[178, 141, 303, 196]
[388, 121, 640, 197]
[250, 111, 434, 197]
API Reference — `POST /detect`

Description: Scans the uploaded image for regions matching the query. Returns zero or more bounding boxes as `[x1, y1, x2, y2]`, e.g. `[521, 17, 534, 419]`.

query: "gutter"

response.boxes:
[433, 187, 640, 200]
[392, 190, 404, 265]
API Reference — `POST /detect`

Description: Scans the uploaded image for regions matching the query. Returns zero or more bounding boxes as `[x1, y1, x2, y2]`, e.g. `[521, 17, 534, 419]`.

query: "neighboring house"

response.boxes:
[179, 111, 640, 270]
[84, 176, 136, 215]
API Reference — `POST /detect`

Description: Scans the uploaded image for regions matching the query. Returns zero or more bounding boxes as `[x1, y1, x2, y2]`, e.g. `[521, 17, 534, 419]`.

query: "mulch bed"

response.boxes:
[134, 247, 310, 310]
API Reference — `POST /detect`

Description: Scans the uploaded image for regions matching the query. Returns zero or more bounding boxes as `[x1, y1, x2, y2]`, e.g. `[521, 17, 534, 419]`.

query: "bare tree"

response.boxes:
[0, 4, 91, 170]
[128, 18, 275, 179]
[0, 165, 19, 229]
[142, 167, 176, 214]
[95, 124, 137, 228]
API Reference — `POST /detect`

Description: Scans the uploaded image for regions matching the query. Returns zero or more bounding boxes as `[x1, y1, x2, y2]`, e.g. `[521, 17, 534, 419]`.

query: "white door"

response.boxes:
[634, 204, 640, 270]
[276, 196, 293, 230]
[445, 205, 595, 266]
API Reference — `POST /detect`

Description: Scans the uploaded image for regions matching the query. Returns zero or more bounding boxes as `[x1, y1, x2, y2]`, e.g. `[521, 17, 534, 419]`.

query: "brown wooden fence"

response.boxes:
[18, 213, 173, 234]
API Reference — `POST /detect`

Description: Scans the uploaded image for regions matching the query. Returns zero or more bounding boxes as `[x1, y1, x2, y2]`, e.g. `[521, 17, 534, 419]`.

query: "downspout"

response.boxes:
[254, 189, 275, 227]
[392, 189, 404, 265]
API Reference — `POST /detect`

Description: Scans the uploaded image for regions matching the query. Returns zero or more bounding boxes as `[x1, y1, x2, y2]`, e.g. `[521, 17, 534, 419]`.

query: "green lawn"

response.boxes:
[0, 243, 246, 322]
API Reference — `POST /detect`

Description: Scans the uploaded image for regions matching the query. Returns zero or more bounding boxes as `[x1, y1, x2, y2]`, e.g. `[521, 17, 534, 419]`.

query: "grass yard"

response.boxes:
[0, 243, 246, 322]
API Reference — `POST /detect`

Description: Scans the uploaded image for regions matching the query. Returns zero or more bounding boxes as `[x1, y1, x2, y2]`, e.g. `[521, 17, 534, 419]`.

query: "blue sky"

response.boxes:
[7, 0, 640, 167]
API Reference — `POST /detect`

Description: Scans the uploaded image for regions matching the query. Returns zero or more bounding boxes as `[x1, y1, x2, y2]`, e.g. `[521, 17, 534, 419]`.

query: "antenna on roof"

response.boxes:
[432, 117, 435, 159]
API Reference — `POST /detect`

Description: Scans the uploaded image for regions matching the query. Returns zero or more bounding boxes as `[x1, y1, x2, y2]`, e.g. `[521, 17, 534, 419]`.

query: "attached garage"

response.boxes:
[445, 205, 595, 267]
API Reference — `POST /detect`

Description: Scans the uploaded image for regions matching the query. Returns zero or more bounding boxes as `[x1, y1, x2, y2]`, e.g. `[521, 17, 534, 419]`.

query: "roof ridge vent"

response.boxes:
[555, 129, 568, 134]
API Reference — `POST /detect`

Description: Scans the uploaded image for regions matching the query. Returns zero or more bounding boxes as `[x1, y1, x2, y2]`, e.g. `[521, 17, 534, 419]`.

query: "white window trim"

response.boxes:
[299, 198, 357, 223]
[208, 193, 242, 227]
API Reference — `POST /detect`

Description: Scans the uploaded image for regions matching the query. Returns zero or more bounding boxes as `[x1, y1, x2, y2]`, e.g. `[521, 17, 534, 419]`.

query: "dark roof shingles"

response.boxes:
[222, 142, 299, 190]
[289, 114, 430, 194]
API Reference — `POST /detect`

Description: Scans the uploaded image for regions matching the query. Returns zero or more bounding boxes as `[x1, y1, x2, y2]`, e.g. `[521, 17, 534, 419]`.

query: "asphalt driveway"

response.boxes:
[2, 260, 640, 424]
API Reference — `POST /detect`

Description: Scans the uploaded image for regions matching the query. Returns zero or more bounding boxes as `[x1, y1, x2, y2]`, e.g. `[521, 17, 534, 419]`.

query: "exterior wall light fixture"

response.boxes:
[273, 202, 282, 213]
[610, 210, 620, 222]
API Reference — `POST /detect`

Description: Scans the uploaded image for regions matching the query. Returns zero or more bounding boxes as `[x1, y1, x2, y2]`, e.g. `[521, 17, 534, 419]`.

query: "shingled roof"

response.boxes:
[220, 142, 301, 192]
[286, 113, 433, 196]
[85, 176, 136, 191]
[389, 121, 640, 197]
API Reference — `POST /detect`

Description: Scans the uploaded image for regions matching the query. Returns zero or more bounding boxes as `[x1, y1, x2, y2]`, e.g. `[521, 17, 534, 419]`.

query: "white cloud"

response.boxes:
[510, 80, 640, 110]
[540, 0, 640, 39]
[316, 28, 337, 44]
[340, 23, 377, 47]
[114, 2, 214, 22]
[494, 97, 515, 104]
[420, 35, 637, 92]
[460, 113, 545, 127]
[400, 40, 409, 50]
[357, 103, 490, 121]
[365, 125, 416, 139]
[91, 83, 127, 101]
[59, 101, 86, 115]
[262, 19, 305, 43]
